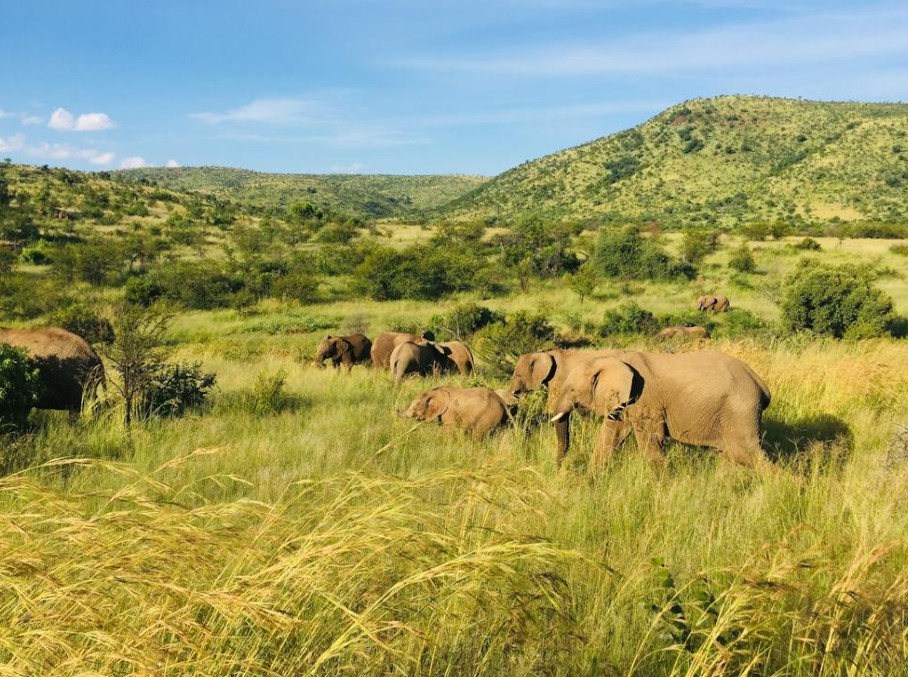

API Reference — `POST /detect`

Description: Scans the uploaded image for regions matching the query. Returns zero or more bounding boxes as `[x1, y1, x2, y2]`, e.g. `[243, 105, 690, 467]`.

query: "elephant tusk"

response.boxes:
[550, 412, 567, 422]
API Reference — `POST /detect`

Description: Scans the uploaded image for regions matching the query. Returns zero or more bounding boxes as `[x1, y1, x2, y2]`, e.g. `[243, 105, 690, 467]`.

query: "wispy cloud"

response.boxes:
[165, 159, 181, 168]
[21, 114, 44, 126]
[189, 98, 324, 125]
[48, 107, 114, 131]
[0, 133, 27, 152]
[329, 162, 366, 173]
[0, 109, 14, 120]
[120, 156, 147, 169]
[395, 5, 908, 77]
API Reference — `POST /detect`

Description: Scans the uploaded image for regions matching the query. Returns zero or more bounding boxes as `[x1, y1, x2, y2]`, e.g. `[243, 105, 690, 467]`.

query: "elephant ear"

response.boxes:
[590, 358, 638, 419]
[528, 353, 556, 389]
[336, 339, 351, 355]
[423, 389, 451, 421]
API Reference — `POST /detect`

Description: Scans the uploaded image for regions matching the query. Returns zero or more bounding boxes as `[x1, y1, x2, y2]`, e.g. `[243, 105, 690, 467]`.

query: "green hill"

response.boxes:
[114, 167, 487, 221]
[439, 96, 908, 228]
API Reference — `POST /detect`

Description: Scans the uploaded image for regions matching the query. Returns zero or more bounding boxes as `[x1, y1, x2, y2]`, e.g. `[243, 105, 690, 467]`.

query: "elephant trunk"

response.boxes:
[552, 412, 571, 466]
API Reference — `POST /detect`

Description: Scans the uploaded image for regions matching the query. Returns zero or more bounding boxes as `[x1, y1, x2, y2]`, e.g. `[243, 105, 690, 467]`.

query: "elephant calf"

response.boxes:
[389, 341, 452, 386]
[398, 386, 512, 438]
[696, 294, 730, 312]
[371, 330, 435, 369]
[438, 340, 475, 375]
[655, 325, 710, 340]
[314, 334, 372, 372]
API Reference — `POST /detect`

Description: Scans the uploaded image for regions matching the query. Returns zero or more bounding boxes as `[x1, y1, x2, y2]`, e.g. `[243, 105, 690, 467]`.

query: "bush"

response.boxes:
[680, 230, 720, 265]
[473, 312, 555, 376]
[594, 227, 694, 281]
[430, 303, 503, 340]
[49, 302, 115, 346]
[781, 262, 895, 338]
[353, 245, 481, 301]
[599, 302, 659, 337]
[144, 362, 216, 418]
[249, 369, 288, 415]
[0, 345, 41, 430]
[728, 243, 756, 273]
[890, 244, 908, 256]
[794, 237, 822, 251]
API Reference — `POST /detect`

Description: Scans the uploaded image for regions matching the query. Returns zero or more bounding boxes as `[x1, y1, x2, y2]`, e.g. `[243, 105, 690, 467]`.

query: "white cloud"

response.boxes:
[19, 140, 116, 166]
[48, 107, 114, 131]
[329, 162, 366, 173]
[21, 114, 44, 126]
[0, 133, 26, 152]
[89, 152, 116, 165]
[120, 156, 148, 169]
[0, 109, 14, 119]
[190, 98, 323, 125]
[165, 159, 181, 168]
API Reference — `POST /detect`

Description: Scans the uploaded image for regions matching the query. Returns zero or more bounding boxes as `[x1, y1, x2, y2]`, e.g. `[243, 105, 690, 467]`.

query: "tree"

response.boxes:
[564, 264, 598, 304]
[680, 230, 719, 266]
[728, 243, 756, 273]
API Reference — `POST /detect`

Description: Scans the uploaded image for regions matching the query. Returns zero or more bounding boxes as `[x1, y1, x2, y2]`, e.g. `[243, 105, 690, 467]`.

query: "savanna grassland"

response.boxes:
[2, 97, 908, 676]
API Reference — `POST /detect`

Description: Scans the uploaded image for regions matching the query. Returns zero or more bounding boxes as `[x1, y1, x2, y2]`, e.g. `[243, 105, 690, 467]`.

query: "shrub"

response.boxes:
[249, 369, 288, 415]
[599, 302, 659, 337]
[890, 244, 908, 256]
[728, 243, 756, 273]
[594, 227, 694, 281]
[794, 237, 822, 251]
[781, 262, 895, 338]
[563, 264, 598, 304]
[49, 302, 115, 346]
[680, 230, 720, 266]
[473, 312, 555, 376]
[430, 303, 503, 340]
[144, 362, 216, 418]
[0, 345, 41, 430]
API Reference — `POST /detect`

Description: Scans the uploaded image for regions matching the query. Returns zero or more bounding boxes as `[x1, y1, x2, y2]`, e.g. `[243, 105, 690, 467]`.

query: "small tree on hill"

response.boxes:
[564, 264, 598, 304]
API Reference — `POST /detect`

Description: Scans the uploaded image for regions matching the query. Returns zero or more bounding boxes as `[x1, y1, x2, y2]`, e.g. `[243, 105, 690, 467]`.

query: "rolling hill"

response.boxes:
[114, 167, 487, 221]
[438, 96, 908, 227]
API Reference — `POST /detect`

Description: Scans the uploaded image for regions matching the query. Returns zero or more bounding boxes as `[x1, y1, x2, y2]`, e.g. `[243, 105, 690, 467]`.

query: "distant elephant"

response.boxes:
[549, 350, 771, 472]
[398, 386, 511, 438]
[389, 340, 451, 386]
[655, 325, 710, 340]
[438, 340, 475, 375]
[314, 334, 372, 372]
[697, 295, 730, 312]
[371, 330, 436, 369]
[0, 326, 105, 415]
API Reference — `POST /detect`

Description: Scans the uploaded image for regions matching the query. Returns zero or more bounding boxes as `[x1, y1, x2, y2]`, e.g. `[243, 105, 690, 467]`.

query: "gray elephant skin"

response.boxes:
[389, 340, 452, 386]
[398, 386, 512, 438]
[314, 334, 372, 371]
[696, 295, 730, 312]
[438, 340, 475, 375]
[549, 350, 771, 472]
[371, 330, 435, 369]
[655, 325, 710, 340]
[0, 326, 105, 415]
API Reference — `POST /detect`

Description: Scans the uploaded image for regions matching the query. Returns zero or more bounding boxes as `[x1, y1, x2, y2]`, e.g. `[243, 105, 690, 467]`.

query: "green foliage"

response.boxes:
[594, 227, 694, 281]
[473, 312, 555, 375]
[794, 237, 822, 251]
[781, 262, 895, 338]
[599, 302, 659, 337]
[248, 369, 288, 415]
[144, 362, 216, 418]
[889, 244, 908, 256]
[680, 230, 720, 265]
[0, 345, 41, 430]
[495, 217, 582, 281]
[0, 248, 16, 275]
[429, 303, 503, 340]
[353, 245, 481, 301]
[49, 302, 115, 346]
[563, 264, 598, 304]
[728, 243, 757, 273]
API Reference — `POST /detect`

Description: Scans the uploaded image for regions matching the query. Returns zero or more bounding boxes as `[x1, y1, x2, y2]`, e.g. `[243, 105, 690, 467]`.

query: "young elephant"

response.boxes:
[696, 295, 730, 312]
[549, 350, 772, 472]
[371, 330, 435, 369]
[654, 325, 710, 340]
[389, 341, 452, 386]
[313, 334, 372, 372]
[438, 340, 475, 375]
[398, 386, 511, 438]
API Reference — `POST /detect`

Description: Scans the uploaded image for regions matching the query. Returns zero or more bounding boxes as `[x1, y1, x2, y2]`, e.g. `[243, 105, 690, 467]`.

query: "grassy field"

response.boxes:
[2, 232, 908, 675]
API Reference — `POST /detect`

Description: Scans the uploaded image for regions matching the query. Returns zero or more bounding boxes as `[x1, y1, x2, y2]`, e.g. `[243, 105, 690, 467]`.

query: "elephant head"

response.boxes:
[509, 352, 557, 394]
[314, 335, 349, 367]
[398, 388, 450, 421]
[550, 357, 640, 423]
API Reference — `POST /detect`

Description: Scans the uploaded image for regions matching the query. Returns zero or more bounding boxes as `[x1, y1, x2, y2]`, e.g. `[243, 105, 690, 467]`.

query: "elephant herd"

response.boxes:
[315, 324, 774, 472]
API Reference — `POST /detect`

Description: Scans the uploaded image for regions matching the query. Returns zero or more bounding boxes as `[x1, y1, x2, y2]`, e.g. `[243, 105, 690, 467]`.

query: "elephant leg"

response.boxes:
[723, 435, 773, 471]
[553, 413, 571, 467]
[589, 418, 631, 475]
[633, 416, 667, 467]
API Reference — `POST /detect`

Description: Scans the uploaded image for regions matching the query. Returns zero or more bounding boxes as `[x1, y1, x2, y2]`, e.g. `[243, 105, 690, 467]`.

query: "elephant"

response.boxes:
[0, 326, 106, 415]
[389, 340, 452, 386]
[696, 295, 730, 312]
[314, 334, 372, 372]
[655, 325, 710, 340]
[398, 386, 512, 438]
[371, 330, 435, 369]
[438, 340, 475, 375]
[549, 350, 772, 472]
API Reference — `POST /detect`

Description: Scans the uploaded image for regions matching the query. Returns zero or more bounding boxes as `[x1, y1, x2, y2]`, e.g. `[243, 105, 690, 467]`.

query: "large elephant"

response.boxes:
[0, 326, 105, 415]
[371, 330, 435, 369]
[398, 386, 511, 438]
[549, 350, 771, 472]
[654, 325, 710, 340]
[314, 334, 372, 372]
[438, 340, 475, 375]
[696, 295, 730, 312]
[389, 340, 452, 386]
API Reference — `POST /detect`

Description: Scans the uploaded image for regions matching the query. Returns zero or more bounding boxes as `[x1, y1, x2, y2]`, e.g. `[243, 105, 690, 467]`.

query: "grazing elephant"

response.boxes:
[314, 334, 372, 372]
[389, 340, 452, 386]
[371, 330, 435, 369]
[0, 326, 105, 415]
[655, 325, 710, 340]
[549, 350, 771, 472]
[494, 389, 519, 419]
[697, 295, 730, 312]
[438, 340, 475, 375]
[398, 386, 511, 438]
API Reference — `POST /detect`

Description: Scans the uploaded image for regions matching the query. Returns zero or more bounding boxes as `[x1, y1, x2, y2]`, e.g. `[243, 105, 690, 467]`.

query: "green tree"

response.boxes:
[680, 230, 720, 266]
[564, 264, 598, 304]
[728, 243, 756, 273]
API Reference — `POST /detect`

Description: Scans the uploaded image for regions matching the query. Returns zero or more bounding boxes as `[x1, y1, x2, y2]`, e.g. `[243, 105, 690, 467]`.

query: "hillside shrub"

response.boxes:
[794, 237, 822, 251]
[473, 312, 555, 375]
[781, 262, 895, 338]
[353, 245, 480, 301]
[599, 303, 659, 337]
[143, 362, 216, 418]
[594, 227, 695, 281]
[729, 243, 756, 273]
[0, 345, 41, 430]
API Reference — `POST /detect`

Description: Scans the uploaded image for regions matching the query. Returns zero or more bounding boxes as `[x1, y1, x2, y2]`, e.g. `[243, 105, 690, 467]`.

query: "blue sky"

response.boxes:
[1, 0, 906, 175]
